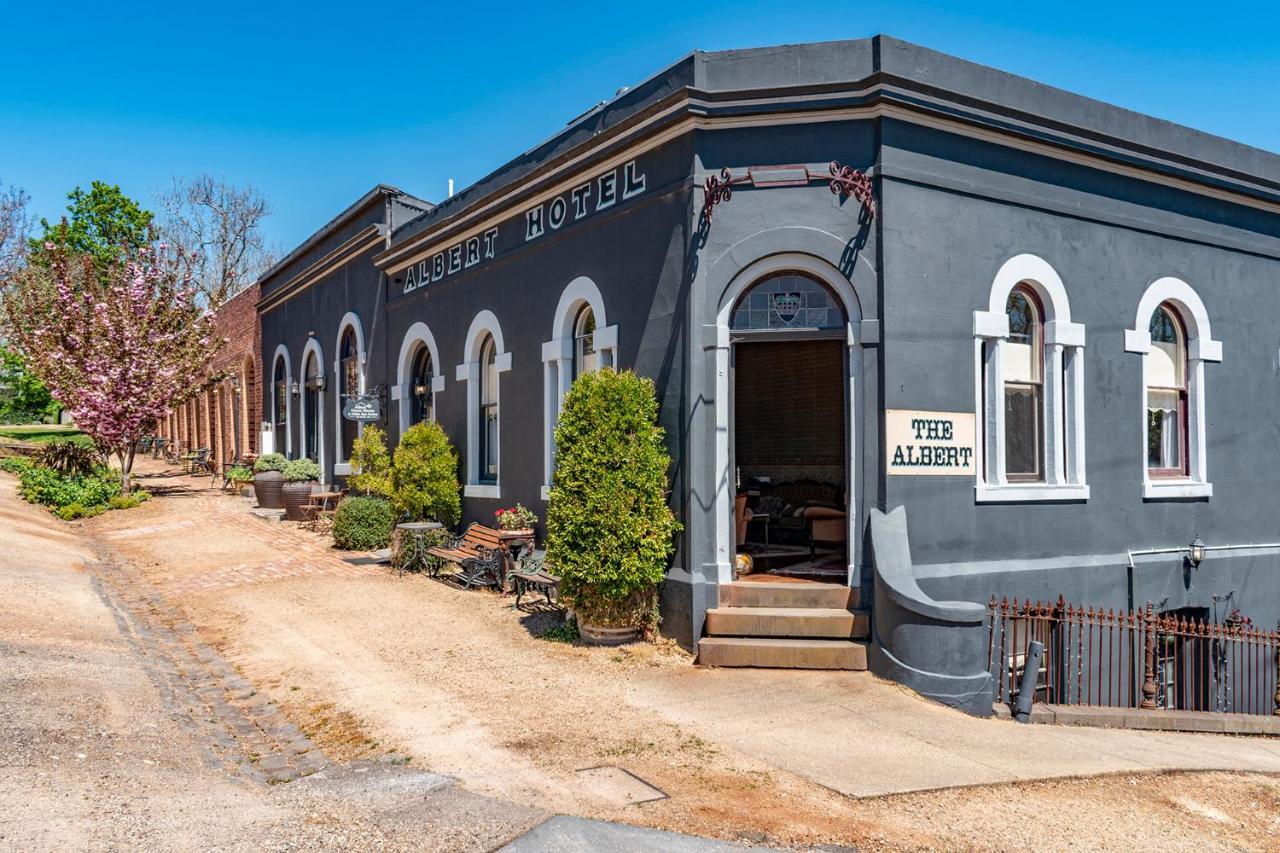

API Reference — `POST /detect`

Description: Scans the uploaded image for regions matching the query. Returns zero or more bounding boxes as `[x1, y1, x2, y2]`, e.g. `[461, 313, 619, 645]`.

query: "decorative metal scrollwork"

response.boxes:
[828, 161, 876, 219]
[699, 161, 876, 225]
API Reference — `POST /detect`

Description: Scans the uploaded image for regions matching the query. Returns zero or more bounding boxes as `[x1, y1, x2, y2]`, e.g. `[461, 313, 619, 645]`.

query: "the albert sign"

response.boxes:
[885, 409, 976, 475]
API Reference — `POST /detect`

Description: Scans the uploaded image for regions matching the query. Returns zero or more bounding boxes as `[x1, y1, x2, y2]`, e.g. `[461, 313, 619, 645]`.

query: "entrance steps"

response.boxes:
[697, 581, 869, 670]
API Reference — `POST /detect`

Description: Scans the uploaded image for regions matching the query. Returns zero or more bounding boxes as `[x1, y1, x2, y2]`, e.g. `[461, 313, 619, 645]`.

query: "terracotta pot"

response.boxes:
[281, 480, 318, 521]
[578, 622, 641, 646]
[253, 470, 284, 509]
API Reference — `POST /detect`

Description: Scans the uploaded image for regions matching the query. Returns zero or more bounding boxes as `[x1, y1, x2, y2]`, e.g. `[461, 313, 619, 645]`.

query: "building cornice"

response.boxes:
[257, 224, 386, 313]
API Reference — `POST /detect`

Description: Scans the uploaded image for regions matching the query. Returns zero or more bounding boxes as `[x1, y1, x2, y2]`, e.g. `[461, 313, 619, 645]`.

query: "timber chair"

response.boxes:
[426, 523, 503, 589]
[508, 554, 561, 610]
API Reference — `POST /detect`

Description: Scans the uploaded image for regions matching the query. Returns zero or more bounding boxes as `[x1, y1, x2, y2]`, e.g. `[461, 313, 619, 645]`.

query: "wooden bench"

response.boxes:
[509, 555, 561, 609]
[427, 523, 503, 589]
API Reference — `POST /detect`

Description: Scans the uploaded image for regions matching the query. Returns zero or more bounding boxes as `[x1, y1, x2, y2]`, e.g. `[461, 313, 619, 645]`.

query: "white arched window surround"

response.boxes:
[710, 252, 865, 587]
[270, 344, 292, 458]
[541, 277, 618, 499]
[394, 322, 446, 434]
[1124, 277, 1221, 499]
[333, 312, 366, 473]
[456, 310, 512, 498]
[973, 254, 1088, 502]
[300, 337, 327, 483]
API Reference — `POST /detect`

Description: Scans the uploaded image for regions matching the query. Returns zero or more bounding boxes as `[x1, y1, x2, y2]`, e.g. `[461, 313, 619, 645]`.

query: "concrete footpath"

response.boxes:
[629, 667, 1280, 798]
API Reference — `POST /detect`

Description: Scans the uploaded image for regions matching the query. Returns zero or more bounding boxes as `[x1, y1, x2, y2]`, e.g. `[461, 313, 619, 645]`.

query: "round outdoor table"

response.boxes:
[393, 522, 443, 576]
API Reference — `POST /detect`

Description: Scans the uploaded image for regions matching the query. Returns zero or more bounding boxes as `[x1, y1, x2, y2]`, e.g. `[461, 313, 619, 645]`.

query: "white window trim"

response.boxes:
[270, 345, 292, 458]
[333, 312, 367, 470]
[542, 277, 618, 499]
[974, 254, 1088, 503]
[1124, 276, 1221, 500]
[394, 321, 446, 435]
[300, 338, 327, 484]
[456, 310, 511, 498]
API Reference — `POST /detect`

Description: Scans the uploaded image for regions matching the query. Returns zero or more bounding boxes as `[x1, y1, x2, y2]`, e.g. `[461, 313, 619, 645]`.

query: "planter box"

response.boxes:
[579, 622, 640, 646]
[253, 470, 285, 509]
[281, 480, 318, 521]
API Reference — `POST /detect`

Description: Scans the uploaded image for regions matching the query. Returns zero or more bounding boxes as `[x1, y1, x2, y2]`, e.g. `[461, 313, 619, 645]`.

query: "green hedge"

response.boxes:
[332, 496, 396, 550]
[545, 369, 680, 630]
[19, 464, 122, 511]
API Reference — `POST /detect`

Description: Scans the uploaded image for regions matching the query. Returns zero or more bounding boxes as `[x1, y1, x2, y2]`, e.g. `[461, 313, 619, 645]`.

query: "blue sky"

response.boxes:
[2, 1, 1276, 252]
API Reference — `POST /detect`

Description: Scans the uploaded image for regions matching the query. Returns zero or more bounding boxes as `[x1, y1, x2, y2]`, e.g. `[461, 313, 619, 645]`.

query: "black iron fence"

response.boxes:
[988, 597, 1280, 716]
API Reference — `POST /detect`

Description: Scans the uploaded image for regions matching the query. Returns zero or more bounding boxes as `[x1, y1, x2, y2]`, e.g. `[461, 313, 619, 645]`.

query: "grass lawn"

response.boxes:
[0, 425, 92, 446]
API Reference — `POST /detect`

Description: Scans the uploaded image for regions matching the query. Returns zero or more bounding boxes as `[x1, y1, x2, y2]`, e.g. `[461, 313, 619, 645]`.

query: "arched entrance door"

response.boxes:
[713, 253, 863, 588]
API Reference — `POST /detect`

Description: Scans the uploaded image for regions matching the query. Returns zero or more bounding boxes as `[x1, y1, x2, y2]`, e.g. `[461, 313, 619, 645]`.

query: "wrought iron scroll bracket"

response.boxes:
[700, 161, 876, 224]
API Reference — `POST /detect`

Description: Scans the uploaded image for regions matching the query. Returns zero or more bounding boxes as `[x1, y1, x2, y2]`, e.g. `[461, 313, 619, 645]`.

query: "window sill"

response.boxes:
[464, 484, 501, 499]
[975, 483, 1090, 503]
[333, 463, 352, 476]
[1143, 480, 1212, 500]
[540, 485, 551, 501]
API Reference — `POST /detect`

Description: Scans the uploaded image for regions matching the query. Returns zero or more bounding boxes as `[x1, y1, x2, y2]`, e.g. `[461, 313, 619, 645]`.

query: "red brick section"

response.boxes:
[158, 284, 262, 466]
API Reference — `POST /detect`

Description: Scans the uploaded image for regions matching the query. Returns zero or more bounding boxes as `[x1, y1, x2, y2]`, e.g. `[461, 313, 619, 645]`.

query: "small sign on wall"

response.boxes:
[886, 409, 976, 476]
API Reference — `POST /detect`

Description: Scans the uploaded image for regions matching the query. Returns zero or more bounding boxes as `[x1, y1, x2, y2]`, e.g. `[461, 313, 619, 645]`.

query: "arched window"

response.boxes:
[974, 255, 1087, 501]
[573, 305, 598, 379]
[272, 354, 289, 457]
[339, 327, 359, 461]
[1003, 286, 1044, 481]
[1146, 303, 1187, 476]
[303, 353, 321, 463]
[730, 272, 846, 331]
[479, 335, 498, 485]
[410, 345, 434, 425]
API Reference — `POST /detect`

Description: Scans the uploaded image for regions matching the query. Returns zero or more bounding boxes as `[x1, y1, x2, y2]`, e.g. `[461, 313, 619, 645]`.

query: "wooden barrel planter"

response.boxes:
[578, 622, 640, 646]
[253, 471, 285, 509]
[281, 481, 317, 521]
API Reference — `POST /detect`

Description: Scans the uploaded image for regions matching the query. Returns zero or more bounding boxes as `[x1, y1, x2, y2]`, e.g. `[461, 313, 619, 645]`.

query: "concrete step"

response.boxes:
[719, 581, 859, 610]
[705, 606, 870, 640]
[697, 637, 868, 670]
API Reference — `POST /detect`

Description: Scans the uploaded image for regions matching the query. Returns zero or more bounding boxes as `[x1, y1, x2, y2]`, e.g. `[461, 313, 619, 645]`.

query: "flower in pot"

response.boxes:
[494, 503, 538, 533]
[280, 458, 322, 521]
[545, 369, 680, 646]
[251, 453, 288, 509]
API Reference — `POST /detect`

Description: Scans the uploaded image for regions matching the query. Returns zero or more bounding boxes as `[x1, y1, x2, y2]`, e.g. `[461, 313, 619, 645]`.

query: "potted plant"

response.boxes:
[545, 369, 680, 646]
[495, 503, 537, 535]
[252, 452, 288, 509]
[280, 458, 322, 521]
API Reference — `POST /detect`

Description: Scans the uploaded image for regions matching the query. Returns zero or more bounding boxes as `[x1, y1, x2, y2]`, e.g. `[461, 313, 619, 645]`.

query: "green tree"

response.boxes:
[545, 368, 680, 631]
[348, 424, 392, 497]
[391, 422, 460, 526]
[0, 345, 56, 423]
[30, 182, 153, 269]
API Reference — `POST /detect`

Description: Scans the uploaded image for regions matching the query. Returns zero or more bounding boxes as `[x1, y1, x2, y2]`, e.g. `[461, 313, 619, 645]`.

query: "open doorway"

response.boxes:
[730, 273, 849, 581]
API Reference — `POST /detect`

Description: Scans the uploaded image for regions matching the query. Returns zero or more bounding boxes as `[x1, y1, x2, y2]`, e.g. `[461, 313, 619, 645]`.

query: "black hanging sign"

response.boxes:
[342, 394, 382, 422]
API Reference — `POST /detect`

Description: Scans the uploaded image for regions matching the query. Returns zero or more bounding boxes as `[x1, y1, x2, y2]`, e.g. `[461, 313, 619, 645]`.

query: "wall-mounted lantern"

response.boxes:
[290, 380, 300, 397]
[1189, 535, 1206, 567]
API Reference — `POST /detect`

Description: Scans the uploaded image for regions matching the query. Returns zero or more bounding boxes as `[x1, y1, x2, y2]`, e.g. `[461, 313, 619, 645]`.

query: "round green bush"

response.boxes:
[282, 458, 322, 482]
[253, 452, 287, 473]
[545, 368, 680, 630]
[332, 496, 396, 550]
[391, 422, 460, 526]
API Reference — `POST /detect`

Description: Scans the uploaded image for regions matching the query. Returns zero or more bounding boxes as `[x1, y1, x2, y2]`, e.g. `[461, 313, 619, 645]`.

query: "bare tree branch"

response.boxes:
[0, 181, 32, 285]
[156, 175, 275, 309]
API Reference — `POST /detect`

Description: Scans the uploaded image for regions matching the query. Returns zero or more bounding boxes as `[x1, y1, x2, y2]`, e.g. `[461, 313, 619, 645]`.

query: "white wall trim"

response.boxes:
[1127, 276, 1219, 498]
[457, 311, 510, 489]
[395, 321, 444, 434]
[543, 277, 618, 492]
[270, 344, 293, 458]
[713, 252, 862, 586]
[300, 337, 327, 483]
[333, 312, 367, 466]
[974, 253, 1086, 494]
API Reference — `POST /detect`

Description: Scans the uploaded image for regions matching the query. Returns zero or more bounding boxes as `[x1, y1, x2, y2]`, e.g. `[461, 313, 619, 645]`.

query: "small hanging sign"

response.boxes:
[342, 394, 382, 422]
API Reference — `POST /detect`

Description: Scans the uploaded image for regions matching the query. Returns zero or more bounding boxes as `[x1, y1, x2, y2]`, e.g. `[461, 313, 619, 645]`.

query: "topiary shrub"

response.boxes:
[282, 458, 322, 482]
[545, 368, 680, 632]
[332, 495, 396, 550]
[253, 452, 287, 474]
[348, 424, 392, 498]
[391, 422, 460, 526]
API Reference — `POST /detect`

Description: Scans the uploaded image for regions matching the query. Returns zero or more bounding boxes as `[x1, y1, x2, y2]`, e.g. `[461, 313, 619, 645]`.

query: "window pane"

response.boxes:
[1004, 384, 1042, 478]
[729, 273, 846, 331]
[483, 405, 498, 480]
[1147, 389, 1182, 470]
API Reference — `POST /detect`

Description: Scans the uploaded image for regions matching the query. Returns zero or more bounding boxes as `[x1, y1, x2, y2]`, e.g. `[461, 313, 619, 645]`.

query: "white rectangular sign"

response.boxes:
[886, 409, 976, 476]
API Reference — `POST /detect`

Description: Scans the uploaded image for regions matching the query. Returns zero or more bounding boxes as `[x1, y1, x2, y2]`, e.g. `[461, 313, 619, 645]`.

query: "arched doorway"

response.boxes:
[714, 253, 863, 588]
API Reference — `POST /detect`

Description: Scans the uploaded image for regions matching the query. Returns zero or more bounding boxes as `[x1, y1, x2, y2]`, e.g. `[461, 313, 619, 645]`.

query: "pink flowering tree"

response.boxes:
[2, 239, 221, 493]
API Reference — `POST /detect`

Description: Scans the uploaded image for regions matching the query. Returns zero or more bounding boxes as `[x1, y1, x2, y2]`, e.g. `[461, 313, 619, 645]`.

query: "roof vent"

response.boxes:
[615, 86, 631, 98]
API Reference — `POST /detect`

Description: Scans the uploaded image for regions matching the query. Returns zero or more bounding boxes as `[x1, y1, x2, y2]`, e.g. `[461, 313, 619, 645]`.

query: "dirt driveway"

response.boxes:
[11, 459, 1280, 851]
